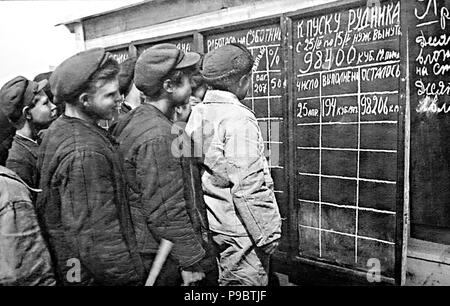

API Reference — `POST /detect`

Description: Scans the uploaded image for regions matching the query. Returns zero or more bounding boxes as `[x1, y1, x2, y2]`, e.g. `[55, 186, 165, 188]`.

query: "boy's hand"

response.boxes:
[260, 239, 280, 255]
[181, 270, 205, 286]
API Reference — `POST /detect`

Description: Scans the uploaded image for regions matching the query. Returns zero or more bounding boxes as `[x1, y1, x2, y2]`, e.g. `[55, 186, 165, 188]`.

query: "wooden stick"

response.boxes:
[145, 238, 174, 286]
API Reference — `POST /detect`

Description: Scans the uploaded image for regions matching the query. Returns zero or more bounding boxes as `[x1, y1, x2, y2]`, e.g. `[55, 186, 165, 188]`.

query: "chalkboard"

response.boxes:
[409, 0, 450, 244]
[293, 0, 402, 278]
[204, 23, 289, 250]
[136, 36, 194, 55]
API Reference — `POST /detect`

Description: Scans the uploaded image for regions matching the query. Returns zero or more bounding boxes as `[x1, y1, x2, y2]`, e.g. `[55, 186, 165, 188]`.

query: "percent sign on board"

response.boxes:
[269, 46, 280, 68]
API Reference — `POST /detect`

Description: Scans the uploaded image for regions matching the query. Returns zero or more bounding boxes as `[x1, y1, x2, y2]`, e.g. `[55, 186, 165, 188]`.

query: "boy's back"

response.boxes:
[187, 89, 280, 242]
[185, 43, 281, 285]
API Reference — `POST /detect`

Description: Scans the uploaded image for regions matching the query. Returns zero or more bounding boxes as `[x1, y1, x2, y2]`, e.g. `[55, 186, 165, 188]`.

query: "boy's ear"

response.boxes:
[239, 73, 251, 88]
[79, 93, 90, 107]
[22, 106, 32, 120]
[174, 105, 183, 114]
[163, 79, 174, 93]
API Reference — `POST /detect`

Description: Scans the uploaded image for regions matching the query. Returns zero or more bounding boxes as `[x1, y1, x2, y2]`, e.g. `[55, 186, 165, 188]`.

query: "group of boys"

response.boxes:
[0, 42, 281, 286]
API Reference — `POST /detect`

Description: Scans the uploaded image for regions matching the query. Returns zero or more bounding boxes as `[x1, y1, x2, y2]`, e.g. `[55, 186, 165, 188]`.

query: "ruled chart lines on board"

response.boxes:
[297, 172, 397, 185]
[298, 199, 396, 215]
[266, 44, 273, 168]
[296, 60, 401, 78]
[295, 57, 400, 263]
[297, 121, 398, 126]
[318, 69, 323, 258]
[297, 147, 397, 154]
[293, 0, 401, 275]
[355, 66, 361, 264]
[245, 95, 282, 100]
[247, 42, 284, 171]
[296, 91, 399, 101]
[298, 225, 395, 246]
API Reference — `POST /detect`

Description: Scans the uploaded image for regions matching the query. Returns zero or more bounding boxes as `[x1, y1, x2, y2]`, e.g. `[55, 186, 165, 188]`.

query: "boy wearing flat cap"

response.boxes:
[4, 76, 57, 188]
[0, 81, 56, 285]
[36, 48, 146, 285]
[104, 57, 142, 131]
[185, 43, 282, 286]
[112, 43, 208, 286]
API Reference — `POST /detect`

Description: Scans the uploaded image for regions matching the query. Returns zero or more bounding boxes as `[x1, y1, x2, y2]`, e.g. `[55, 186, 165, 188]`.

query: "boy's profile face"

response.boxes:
[28, 91, 57, 129]
[85, 79, 122, 121]
[171, 74, 192, 107]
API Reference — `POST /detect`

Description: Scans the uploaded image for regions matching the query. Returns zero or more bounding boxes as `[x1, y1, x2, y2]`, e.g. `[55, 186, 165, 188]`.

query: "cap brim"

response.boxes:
[176, 52, 200, 69]
[35, 79, 48, 93]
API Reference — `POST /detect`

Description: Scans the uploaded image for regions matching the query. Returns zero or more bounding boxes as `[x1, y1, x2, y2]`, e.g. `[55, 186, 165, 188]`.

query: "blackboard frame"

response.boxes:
[397, 0, 409, 286]
[198, 16, 280, 37]
[105, 43, 131, 52]
[131, 31, 196, 52]
[106, 44, 138, 59]
[404, 0, 450, 247]
[285, 0, 407, 285]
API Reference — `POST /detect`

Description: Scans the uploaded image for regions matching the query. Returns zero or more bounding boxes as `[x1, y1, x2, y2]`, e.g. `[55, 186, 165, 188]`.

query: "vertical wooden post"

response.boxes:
[73, 22, 86, 52]
[396, 0, 410, 286]
[128, 44, 137, 58]
[193, 31, 205, 54]
[281, 14, 297, 259]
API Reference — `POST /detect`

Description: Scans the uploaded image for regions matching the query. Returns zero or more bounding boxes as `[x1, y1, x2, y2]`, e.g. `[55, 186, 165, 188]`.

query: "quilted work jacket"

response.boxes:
[185, 90, 282, 248]
[0, 166, 55, 286]
[6, 134, 39, 189]
[36, 115, 146, 286]
[112, 103, 205, 270]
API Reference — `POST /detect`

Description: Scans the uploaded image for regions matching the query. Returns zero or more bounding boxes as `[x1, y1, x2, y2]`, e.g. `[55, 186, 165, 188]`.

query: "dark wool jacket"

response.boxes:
[0, 166, 56, 286]
[36, 115, 146, 286]
[0, 133, 14, 166]
[112, 104, 205, 270]
[6, 134, 39, 189]
[180, 155, 217, 274]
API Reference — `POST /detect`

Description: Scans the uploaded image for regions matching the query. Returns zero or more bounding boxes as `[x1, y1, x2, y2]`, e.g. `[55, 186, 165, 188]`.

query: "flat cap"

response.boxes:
[118, 57, 137, 96]
[0, 76, 47, 125]
[134, 43, 200, 96]
[50, 48, 109, 103]
[202, 43, 253, 80]
[34, 71, 54, 102]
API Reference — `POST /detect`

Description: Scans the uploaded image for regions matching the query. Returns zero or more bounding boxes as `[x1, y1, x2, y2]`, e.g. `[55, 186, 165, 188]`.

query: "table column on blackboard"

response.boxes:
[293, 0, 401, 277]
[205, 25, 288, 248]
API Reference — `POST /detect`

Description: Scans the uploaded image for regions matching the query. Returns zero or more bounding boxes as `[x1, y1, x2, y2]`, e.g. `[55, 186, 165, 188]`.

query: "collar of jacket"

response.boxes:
[202, 90, 254, 114]
[61, 114, 119, 146]
[15, 132, 38, 146]
[0, 165, 42, 193]
[140, 102, 173, 125]
[121, 102, 132, 113]
[13, 132, 39, 160]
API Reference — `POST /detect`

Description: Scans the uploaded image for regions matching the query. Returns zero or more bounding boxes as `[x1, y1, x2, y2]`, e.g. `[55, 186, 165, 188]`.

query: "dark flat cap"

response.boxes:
[34, 71, 54, 102]
[50, 48, 108, 103]
[0, 76, 47, 125]
[118, 57, 137, 96]
[135, 43, 200, 96]
[202, 43, 253, 80]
